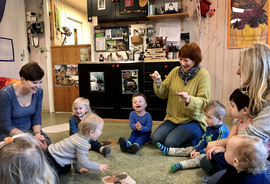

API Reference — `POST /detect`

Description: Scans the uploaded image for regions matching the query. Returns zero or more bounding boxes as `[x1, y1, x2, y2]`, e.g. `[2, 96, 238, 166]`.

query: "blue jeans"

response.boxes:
[151, 120, 203, 147]
[128, 131, 151, 147]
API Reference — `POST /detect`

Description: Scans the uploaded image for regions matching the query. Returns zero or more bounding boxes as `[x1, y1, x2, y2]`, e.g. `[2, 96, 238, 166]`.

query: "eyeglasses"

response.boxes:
[30, 80, 43, 86]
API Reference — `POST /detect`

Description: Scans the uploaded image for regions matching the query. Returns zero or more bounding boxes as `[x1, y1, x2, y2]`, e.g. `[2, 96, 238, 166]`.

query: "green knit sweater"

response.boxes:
[154, 66, 211, 132]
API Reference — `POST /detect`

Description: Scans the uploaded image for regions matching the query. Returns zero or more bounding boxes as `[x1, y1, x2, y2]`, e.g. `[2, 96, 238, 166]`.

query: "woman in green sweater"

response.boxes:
[150, 42, 211, 147]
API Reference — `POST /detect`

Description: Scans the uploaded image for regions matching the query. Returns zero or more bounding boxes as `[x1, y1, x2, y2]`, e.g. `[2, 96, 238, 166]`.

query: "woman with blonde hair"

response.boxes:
[201, 43, 270, 183]
[237, 43, 270, 141]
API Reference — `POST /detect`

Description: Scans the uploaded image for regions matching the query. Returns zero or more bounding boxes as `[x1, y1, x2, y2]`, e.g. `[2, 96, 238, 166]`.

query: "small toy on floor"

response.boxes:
[102, 172, 136, 184]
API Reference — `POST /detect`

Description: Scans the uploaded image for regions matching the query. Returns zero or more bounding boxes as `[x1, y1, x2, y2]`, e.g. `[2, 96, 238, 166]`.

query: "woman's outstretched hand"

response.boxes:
[176, 92, 190, 103]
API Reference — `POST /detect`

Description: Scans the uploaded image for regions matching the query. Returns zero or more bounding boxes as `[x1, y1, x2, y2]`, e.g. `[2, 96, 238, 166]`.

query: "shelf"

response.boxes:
[147, 13, 189, 31]
[147, 13, 189, 20]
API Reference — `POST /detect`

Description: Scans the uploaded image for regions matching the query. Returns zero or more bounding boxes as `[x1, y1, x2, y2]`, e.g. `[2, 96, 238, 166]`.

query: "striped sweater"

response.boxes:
[48, 133, 99, 171]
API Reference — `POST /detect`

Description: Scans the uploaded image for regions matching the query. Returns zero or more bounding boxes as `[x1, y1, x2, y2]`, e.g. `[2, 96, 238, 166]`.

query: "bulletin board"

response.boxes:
[94, 26, 129, 52]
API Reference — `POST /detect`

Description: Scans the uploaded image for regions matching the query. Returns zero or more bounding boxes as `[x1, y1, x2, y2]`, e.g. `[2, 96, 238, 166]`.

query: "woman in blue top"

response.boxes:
[0, 62, 50, 149]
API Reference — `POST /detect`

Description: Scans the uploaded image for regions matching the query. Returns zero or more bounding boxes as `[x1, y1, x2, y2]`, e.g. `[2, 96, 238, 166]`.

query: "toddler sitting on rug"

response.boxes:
[118, 93, 153, 154]
[157, 100, 229, 172]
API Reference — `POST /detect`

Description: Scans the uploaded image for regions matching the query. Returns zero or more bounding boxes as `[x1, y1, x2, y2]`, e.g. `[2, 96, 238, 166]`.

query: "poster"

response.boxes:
[55, 65, 78, 86]
[122, 70, 138, 94]
[90, 72, 105, 92]
[228, 0, 269, 48]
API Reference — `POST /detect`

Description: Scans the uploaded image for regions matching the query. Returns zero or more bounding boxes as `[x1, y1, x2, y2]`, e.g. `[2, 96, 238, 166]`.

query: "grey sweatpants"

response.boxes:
[168, 146, 205, 169]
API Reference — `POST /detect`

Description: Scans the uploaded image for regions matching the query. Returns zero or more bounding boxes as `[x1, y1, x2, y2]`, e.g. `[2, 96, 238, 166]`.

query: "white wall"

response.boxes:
[53, 0, 91, 45]
[0, 0, 28, 78]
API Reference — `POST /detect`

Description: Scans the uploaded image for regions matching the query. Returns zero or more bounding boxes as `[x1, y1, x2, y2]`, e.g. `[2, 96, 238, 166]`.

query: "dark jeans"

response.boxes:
[45, 149, 71, 176]
[151, 120, 203, 147]
[128, 131, 151, 147]
[89, 140, 102, 152]
[200, 153, 230, 176]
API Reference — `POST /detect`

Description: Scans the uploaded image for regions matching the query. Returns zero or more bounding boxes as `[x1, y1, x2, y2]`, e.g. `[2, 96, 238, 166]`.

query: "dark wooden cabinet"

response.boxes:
[87, 0, 148, 23]
[78, 62, 144, 118]
[78, 61, 179, 120]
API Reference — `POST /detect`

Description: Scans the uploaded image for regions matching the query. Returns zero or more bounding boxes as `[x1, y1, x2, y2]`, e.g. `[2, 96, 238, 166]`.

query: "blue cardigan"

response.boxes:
[0, 84, 43, 140]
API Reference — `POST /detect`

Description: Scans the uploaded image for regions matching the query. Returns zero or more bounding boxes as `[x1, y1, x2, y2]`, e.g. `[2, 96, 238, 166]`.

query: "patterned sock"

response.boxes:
[171, 162, 183, 173]
[126, 141, 132, 147]
[156, 142, 169, 156]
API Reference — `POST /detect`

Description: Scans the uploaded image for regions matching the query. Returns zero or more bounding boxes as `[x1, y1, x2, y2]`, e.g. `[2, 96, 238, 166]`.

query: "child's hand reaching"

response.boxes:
[99, 164, 109, 172]
[190, 150, 200, 158]
[77, 168, 89, 174]
[135, 122, 142, 130]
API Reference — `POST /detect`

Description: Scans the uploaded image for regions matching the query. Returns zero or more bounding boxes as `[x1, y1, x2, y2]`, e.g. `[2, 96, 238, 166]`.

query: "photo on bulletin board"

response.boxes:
[55, 64, 78, 87]
[122, 69, 138, 94]
[227, 0, 269, 48]
[90, 72, 105, 92]
[0, 37, 14, 62]
[98, 0, 106, 10]
[95, 26, 129, 52]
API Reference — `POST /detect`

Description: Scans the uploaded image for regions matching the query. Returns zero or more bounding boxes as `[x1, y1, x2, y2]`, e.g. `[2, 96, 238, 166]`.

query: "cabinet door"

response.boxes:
[144, 62, 179, 120]
[90, 0, 116, 22]
[118, 62, 144, 118]
[115, 0, 148, 21]
[79, 63, 119, 118]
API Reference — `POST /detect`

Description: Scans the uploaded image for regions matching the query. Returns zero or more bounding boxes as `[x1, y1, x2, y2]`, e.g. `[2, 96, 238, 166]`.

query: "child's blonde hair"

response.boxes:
[204, 100, 226, 125]
[0, 133, 58, 184]
[239, 43, 270, 116]
[78, 113, 104, 136]
[231, 135, 269, 174]
[72, 97, 91, 115]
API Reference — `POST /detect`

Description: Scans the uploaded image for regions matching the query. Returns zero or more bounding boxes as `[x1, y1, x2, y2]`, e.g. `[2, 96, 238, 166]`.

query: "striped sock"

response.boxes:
[156, 142, 169, 156]
[126, 141, 132, 147]
[171, 162, 182, 173]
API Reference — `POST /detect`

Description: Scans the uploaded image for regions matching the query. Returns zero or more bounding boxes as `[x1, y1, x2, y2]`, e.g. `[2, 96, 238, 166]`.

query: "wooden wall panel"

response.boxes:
[193, 0, 241, 115]
[51, 44, 91, 112]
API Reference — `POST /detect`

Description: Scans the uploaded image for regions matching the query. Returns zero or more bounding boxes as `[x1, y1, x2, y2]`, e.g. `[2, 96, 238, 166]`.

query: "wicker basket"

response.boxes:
[131, 29, 143, 44]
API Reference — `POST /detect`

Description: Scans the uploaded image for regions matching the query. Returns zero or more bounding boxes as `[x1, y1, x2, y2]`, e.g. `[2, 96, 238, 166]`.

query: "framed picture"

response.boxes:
[0, 37, 14, 62]
[165, 2, 178, 12]
[98, 0, 106, 10]
[90, 72, 105, 92]
[122, 69, 138, 94]
[228, 0, 269, 48]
